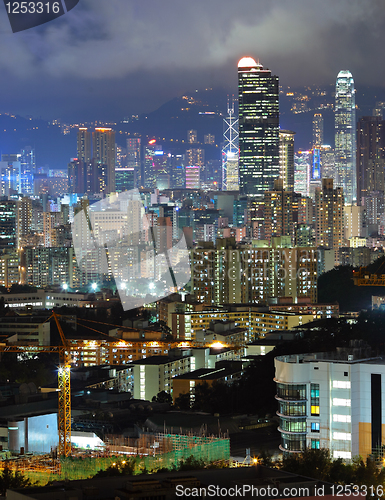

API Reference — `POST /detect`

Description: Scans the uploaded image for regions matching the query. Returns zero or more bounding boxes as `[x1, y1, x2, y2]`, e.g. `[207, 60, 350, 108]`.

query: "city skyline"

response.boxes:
[0, 0, 384, 122]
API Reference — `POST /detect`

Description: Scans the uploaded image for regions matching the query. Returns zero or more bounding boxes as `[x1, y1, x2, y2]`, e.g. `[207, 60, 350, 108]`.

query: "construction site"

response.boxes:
[0, 311, 234, 485]
[0, 432, 230, 485]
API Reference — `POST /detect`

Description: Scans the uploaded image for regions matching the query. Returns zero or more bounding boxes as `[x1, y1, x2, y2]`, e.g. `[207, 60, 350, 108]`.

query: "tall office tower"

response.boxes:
[344, 205, 364, 240]
[92, 128, 116, 194]
[312, 113, 324, 148]
[238, 57, 279, 198]
[187, 130, 197, 144]
[170, 154, 185, 189]
[263, 179, 294, 243]
[294, 151, 311, 196]
[357, 116, 385, 202]
[319, 145, 335, 181]
[222, 101, 239, 190]
[20, 147, 35, 195]
[126, 137, 141, 186]
[0, 155, 21, 195]
[185, 166, 200, 189]
[185, 147, 204, 167]
[357, 116, 385, 233]
[68, 159, 85, 194]
[115, 168, 135, 193]
[335, 70, 356, 204]
[315, 179, 344, 250]
[0, 199, 17, 249]
[143, 140, 169, 189]
[279, 130, 295, 192]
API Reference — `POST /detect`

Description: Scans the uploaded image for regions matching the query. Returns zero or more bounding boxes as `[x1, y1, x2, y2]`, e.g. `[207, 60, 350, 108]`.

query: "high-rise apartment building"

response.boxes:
[279, 130, 295, 192]
[335, 70, 356, 204]
[315, 179, 344, 250]
[263, 179, 295, 244]
[312, 113, 323, 148]
[92, 128, 116, 194]
[238, 57, 279, 198]
[77, 128, 91, 166]
[191, 238, 317, 305]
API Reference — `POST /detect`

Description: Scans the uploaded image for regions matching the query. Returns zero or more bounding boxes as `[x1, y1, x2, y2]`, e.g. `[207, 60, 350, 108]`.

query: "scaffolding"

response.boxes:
[0, 433, 230, 485]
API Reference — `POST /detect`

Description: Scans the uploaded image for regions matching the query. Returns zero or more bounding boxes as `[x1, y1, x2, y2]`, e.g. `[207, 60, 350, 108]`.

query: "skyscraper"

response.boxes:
[126, 137, 141, 187]
[279, 130, 295, 192]
[315, 179, 344, 251]
[77, 128, 91, 166]
[92, 128, 116, 194]
[238, 57, 279, 198]
[312, 113, 323, 148]
[357, 116, 385, 232]
[335, 70, 356, 204]
[222, 100, 239, 191]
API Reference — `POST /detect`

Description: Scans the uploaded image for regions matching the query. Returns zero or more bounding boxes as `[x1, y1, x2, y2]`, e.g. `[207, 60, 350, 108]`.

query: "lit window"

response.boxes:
[311, 439, 320, 449]
[333, 451, 351, 459]
[333, 381, 351, 389]
[333, 432, 351, 441]
[333, 414, 351, 423]
[311, 422, 320, 432]
[333, 398, 351, 407]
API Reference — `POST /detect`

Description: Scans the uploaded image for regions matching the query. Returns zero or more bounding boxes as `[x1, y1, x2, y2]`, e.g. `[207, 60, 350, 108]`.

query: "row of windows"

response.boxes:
[277, 384, 306, 400]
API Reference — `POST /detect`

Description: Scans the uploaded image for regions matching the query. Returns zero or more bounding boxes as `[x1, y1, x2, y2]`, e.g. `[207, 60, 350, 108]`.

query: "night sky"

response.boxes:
[0, 0, 384, 122]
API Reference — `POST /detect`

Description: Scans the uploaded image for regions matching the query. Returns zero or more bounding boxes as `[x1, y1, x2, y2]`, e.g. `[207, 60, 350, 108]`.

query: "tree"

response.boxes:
[152, 390, 172, 404]
[0, 464, 35, 495]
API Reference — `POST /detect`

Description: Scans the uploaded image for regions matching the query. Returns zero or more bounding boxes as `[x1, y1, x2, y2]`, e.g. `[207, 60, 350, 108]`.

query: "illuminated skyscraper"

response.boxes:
[238, 57, 279, 198]
[279, 130, 295, 192]
[335, 70, 356, 204]
[92, 128, 116, 194]
[312, 113, 323, 148]
[222, 100, 239, 190]
[315, 179, 344, 250]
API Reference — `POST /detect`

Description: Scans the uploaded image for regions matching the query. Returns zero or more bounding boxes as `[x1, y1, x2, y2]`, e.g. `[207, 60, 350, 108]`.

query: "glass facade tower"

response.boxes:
[335, 70, 356, 204]
[238, 57, 279, 198]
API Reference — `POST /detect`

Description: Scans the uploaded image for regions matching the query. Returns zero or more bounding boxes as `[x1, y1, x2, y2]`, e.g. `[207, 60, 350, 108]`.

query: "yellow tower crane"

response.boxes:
[52, 312, 71, 458]
[0, 312, 71, 457]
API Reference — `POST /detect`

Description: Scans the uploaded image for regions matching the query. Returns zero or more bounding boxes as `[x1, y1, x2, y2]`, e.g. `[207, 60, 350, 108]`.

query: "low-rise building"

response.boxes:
[274, 343, 384, 461]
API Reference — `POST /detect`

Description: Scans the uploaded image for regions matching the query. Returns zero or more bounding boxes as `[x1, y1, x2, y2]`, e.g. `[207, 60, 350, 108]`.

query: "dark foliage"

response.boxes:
[0, 465, 35, 495]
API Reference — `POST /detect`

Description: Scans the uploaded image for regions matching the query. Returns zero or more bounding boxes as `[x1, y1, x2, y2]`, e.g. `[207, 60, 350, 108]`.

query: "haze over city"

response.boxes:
[0, 0, 384, 121]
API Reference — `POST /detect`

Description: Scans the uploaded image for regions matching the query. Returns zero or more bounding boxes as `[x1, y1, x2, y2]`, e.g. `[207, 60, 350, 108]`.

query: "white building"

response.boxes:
[275, 347, 385, 461]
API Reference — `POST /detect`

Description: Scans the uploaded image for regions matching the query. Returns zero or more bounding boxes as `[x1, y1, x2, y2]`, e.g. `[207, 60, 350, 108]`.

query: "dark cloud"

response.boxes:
[0, 0, 383, 120]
